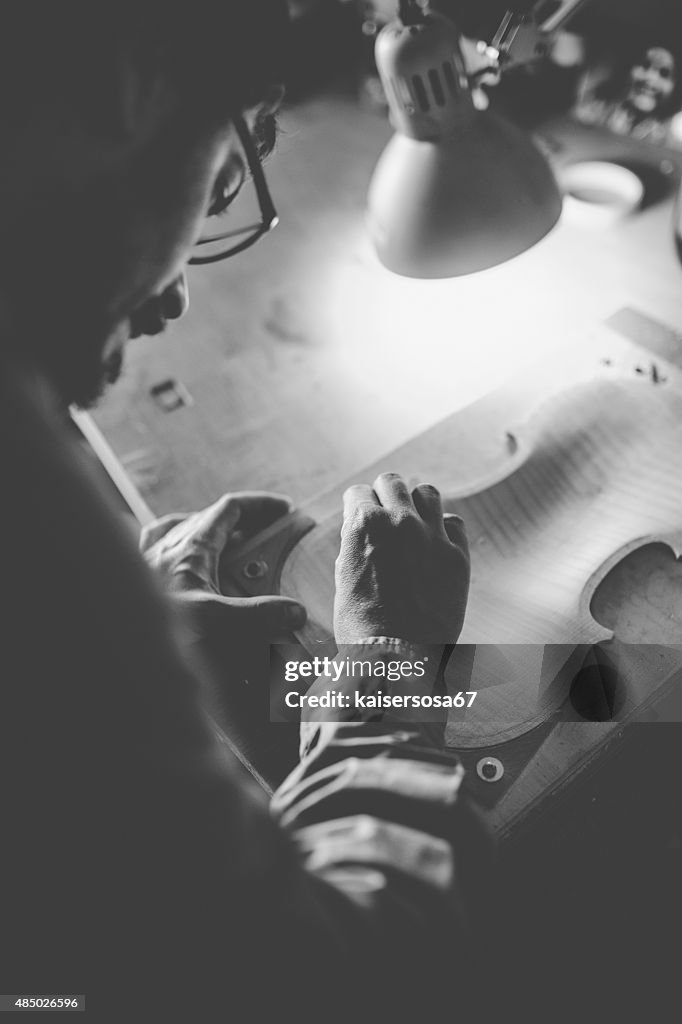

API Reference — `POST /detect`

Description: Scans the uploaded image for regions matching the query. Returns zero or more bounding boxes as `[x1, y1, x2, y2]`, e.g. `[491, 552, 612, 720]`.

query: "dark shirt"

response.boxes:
[0, 354, 487, 1022]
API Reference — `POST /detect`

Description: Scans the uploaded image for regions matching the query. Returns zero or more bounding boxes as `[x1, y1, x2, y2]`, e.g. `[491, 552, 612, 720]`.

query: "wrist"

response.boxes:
[300, 640, 449, 752]
[335, 638, 446, 686]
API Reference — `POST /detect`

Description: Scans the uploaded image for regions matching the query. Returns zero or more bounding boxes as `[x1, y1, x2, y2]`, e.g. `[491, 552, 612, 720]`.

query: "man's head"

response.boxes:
[0, 1, 289, 407]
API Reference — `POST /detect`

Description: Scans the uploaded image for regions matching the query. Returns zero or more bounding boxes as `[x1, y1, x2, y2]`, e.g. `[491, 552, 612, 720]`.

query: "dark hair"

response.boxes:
[1, 1, 290, 128]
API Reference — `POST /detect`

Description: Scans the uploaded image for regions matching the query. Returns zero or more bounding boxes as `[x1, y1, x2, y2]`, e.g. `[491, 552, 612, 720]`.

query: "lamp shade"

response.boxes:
[368, 8, 562, 279]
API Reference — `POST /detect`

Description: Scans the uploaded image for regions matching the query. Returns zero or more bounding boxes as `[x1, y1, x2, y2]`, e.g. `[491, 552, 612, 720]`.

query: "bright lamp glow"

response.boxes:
[368, 5, 562, 279]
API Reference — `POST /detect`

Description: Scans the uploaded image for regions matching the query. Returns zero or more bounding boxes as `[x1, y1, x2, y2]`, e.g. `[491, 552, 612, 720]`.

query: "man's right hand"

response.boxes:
[333, 473, 470, 645]
[140, 492, 306, 643]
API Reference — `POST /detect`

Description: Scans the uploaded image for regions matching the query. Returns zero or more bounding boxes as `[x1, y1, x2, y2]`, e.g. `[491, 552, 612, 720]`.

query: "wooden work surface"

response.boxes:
[89, 89, 682, 521]
[221, 320, 682, 836]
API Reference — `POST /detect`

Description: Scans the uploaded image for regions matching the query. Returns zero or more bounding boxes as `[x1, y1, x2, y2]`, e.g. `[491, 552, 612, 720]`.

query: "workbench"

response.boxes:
[87, 85, 682, 845]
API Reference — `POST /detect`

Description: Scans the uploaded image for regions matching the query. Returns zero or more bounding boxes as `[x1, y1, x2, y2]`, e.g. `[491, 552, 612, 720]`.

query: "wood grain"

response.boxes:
[222, 327, 682, 829]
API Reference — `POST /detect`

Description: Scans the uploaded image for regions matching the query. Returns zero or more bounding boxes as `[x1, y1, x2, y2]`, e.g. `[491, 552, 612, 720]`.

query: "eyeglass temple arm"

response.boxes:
[234, 114, 278, 229]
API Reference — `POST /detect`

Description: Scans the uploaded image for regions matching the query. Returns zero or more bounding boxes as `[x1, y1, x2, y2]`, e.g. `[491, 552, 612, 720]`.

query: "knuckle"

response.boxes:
[351, 503, 387, 532]
[393, 510, 419, 534]
[343, 485, 367, 502]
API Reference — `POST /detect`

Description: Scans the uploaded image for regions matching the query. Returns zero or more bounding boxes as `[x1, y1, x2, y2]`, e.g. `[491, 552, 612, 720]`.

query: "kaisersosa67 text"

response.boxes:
[285, 690, 479, 710]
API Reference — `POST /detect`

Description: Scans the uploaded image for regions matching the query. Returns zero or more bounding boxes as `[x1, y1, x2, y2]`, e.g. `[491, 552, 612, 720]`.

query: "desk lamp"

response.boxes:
[367, 0, 587, 278]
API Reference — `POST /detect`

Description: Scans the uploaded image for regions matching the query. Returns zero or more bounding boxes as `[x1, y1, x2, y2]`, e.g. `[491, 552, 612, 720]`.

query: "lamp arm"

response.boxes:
[535, 0, 589, 34]
[487, 0, 590, 72]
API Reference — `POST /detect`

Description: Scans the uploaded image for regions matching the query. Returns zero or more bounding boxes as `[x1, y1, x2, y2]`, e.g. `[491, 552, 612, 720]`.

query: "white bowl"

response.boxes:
[559, 161, 644, 227]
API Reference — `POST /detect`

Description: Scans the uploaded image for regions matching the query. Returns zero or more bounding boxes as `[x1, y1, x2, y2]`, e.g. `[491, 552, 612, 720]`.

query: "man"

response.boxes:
[0, 3, 483, 1020]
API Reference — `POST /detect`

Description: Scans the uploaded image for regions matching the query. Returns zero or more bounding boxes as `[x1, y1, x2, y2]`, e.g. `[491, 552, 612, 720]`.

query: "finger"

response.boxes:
[444, 514, 469, 559]
[343, 485, 379, 521]
[222, 492, 293, 539]
[214, 594, 307, 636]
[373, 472, 415, 514]
[139, 513, 187, 549]
[412, 483, 446, 534]
[192, 494, 242, 550]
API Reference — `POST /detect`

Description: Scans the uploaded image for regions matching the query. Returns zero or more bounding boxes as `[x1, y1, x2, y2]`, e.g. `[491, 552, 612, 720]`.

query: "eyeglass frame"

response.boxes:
[189, 114, 279, 266]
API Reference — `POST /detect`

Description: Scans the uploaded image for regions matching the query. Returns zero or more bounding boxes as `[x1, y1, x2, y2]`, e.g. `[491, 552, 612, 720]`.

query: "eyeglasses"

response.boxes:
[189, 114, 279, 266]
